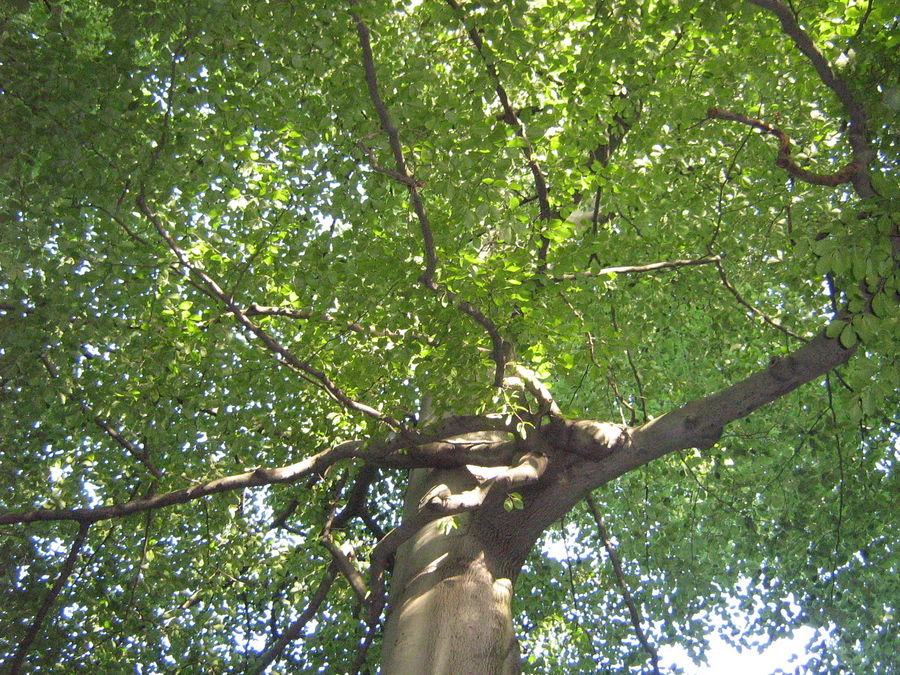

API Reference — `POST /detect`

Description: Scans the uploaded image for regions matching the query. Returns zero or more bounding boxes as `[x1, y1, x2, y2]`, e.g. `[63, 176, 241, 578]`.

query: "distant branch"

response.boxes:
[135, 191, 401, 428]
[356, 139, 426, 188]
[349, 3, 435, 278]
[246, 303, 438, 346]
[38, 353, 163, 478]
[350, 1, 509, 386]
[550, 255, 721, 282]
[8, 522, 90, 675]
[445, 0, 558, 265]
[90, 202, 151, 247]
[713, 259, 808, 342]
[91, 415, 163, 479]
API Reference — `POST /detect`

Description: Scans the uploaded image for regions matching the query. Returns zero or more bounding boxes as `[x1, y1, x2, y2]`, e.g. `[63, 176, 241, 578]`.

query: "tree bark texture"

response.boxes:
[380, 468, 523, 675]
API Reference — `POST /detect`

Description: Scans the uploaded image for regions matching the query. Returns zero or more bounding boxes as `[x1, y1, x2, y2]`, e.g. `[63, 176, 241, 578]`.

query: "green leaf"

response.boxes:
[839, 323, 858, 349]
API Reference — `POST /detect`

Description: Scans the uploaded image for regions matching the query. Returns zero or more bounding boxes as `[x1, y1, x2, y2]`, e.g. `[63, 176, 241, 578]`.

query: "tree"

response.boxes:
[0, 0, 896, 672]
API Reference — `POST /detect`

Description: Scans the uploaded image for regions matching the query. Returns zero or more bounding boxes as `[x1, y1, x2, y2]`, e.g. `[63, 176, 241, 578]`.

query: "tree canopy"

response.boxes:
[0, 0, 897, 673]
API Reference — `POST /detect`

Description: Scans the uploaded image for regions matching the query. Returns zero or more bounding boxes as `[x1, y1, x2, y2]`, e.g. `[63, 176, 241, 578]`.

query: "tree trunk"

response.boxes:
[380, 468, 525, 675]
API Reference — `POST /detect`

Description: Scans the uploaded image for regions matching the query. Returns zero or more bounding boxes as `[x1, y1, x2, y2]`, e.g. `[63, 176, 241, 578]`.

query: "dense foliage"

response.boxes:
[1, 0, 896, 672]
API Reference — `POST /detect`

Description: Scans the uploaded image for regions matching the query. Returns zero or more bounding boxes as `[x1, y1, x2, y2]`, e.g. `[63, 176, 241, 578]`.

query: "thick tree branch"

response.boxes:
[0, 416, 515, 526]
[516, 328, 855, 545]
[8, 522, 90, 675]
[320, 536, 368, 602]
[745, 0, 874, 198]
[505, 364, 562, 421]
[330, 467, 377, 531]
[0, 441, 362, 525]
[350, 2, 510, 386]
[367, 450, 549, 623]
[627, 328, 854, 463]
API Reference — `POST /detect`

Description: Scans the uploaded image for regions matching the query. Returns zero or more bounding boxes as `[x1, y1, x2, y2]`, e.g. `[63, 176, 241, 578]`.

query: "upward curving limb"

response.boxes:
[706, 107, 858, 187]
[420, 450, 549, 514]
[745, 0, 874, 198]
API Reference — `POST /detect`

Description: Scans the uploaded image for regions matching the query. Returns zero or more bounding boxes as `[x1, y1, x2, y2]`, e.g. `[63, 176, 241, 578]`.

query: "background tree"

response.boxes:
[1, 0, 896, 673]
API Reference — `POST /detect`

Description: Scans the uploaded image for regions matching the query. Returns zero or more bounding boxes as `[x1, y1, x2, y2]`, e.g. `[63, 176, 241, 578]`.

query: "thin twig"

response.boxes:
[714, 259, 808, 342]
[824, 375, 845, 605]
[8, 522, 90, 674]
[247, 563, 338, 675]
[135, 192, 402, 428]
[551, 255, 721, 281]
[348, 622, 379, 675]
[445, 0, 558, 266]
[350, 1, 509, 386]
[38, 353, 163, 478]
[585, 496, 660, 675]
[246, 303, 438, 346]
[0, 440, 363, 525]
[610, 307, 647, 423]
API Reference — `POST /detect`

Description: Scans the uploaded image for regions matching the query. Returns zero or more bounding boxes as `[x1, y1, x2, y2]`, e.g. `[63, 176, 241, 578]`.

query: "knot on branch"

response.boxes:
[550, 419, 629, 459]
[768, 353, 798, 382]
[419, 483, 453, 511]
[415, 452, 549, 516]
